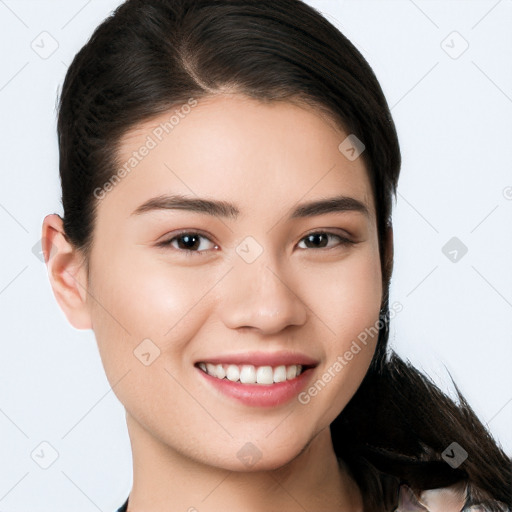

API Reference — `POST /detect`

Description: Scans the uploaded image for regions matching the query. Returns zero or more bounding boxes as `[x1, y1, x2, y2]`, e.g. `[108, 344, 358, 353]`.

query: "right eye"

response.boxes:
[157, 231, 219, 256]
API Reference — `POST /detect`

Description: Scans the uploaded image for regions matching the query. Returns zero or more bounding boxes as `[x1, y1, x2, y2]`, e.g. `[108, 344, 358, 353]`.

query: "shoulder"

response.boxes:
[394, 482, 511, 512]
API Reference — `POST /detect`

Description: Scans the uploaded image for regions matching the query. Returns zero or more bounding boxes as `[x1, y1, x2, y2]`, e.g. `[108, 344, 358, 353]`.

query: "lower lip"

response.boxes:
[196, 366, 315, 407]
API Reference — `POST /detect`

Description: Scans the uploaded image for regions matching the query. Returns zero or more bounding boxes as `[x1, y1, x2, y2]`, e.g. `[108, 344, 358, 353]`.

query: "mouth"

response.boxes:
[193, 352, 319, 407]
[195, 361, 315, 385]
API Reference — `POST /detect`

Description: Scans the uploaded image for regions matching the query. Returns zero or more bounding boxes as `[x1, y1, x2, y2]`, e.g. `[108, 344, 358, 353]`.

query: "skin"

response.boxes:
[43, 94, 393, 512]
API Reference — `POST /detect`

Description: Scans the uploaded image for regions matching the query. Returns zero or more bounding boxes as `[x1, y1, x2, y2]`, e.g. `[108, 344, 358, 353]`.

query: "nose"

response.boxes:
[218, 251, 308, 335]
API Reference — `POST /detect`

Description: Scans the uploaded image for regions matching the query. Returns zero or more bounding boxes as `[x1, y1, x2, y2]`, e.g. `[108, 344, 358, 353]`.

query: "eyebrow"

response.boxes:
[131, 193, 370, 220]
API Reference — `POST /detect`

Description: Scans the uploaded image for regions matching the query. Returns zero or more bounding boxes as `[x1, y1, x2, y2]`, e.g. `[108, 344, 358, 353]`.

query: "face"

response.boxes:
[82, 94, 382, 471]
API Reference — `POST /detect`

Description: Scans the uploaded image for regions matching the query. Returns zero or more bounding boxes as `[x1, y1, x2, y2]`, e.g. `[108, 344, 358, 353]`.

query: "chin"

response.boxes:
[209, 437, 312, 473]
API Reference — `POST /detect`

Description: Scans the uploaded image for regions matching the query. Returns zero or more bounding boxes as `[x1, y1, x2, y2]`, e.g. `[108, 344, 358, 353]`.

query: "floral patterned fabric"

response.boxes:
[394, 482, 511, 512]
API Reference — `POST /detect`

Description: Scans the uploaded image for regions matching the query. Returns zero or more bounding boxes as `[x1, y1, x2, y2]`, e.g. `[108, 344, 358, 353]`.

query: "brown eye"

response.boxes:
[298, 231, 355, 250]
[157, 231, 218, 256]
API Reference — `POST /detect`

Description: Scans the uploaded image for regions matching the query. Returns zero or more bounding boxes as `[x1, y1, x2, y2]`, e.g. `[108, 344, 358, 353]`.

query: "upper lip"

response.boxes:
[195, 351, 319, 368]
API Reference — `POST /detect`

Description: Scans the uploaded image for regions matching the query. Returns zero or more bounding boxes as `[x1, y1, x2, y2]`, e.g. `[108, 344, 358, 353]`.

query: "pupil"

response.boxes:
[180, 234, 199, 249]
[307, 234, 327, 248]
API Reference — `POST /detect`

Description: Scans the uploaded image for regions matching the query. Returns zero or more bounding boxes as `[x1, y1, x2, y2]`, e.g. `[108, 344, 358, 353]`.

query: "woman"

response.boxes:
[42, 0, 511, 510]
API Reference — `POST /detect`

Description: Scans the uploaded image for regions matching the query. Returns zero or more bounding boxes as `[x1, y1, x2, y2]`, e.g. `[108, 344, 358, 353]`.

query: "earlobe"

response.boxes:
[42, 214, 92, 330]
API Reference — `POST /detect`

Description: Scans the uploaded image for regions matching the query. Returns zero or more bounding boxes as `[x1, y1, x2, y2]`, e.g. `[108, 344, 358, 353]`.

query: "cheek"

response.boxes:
[86, 252, 222, 441]
[313, 246, 383, 342]
[87, 247, 215, 377]
[299, 249, 382, 422]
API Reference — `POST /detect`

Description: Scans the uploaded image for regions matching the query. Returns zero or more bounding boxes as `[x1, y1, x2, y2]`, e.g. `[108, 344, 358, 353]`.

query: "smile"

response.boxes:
[196, 362, 307, 385]
[195, 362, 317, 408]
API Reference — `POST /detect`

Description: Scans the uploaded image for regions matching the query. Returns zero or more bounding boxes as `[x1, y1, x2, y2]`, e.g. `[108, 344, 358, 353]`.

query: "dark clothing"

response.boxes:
[116, 497, 128, 512]
[115, 479, 510, 511]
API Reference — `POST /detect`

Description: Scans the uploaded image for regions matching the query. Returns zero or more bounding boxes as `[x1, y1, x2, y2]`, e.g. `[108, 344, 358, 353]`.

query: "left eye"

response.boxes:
[297, 231, 354, 250]
[157, 230, 354, 256]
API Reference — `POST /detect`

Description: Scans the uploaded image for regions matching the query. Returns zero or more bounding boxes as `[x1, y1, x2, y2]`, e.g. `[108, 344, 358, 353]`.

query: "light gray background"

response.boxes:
[0, 1, 511, 511]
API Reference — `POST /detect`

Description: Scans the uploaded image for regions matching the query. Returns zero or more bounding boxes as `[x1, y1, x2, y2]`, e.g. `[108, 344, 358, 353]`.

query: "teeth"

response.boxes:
[226, 364, 240, 382]
[273, 365, 287, 383]
[198, 362, 304, 384]
[240, 365, 256, 384]
[215, 364, 226, 379]
[286, 365, 298, 380]
[257, 366, 273, 384]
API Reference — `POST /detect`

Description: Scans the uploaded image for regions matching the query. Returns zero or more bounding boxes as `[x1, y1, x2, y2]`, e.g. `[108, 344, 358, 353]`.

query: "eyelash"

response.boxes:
[156, 230, 356, 256]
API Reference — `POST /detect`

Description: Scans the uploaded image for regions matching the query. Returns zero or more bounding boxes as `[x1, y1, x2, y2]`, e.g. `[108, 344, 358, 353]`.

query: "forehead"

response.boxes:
[108, 94, 376, 222]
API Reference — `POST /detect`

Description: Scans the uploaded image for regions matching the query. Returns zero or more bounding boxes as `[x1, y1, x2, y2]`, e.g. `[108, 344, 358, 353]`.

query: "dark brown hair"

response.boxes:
[56, 0, 511, 510]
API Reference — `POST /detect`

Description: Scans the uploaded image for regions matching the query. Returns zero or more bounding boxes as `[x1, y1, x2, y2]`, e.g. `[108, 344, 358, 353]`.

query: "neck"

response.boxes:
[124, 413, 363, 512]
